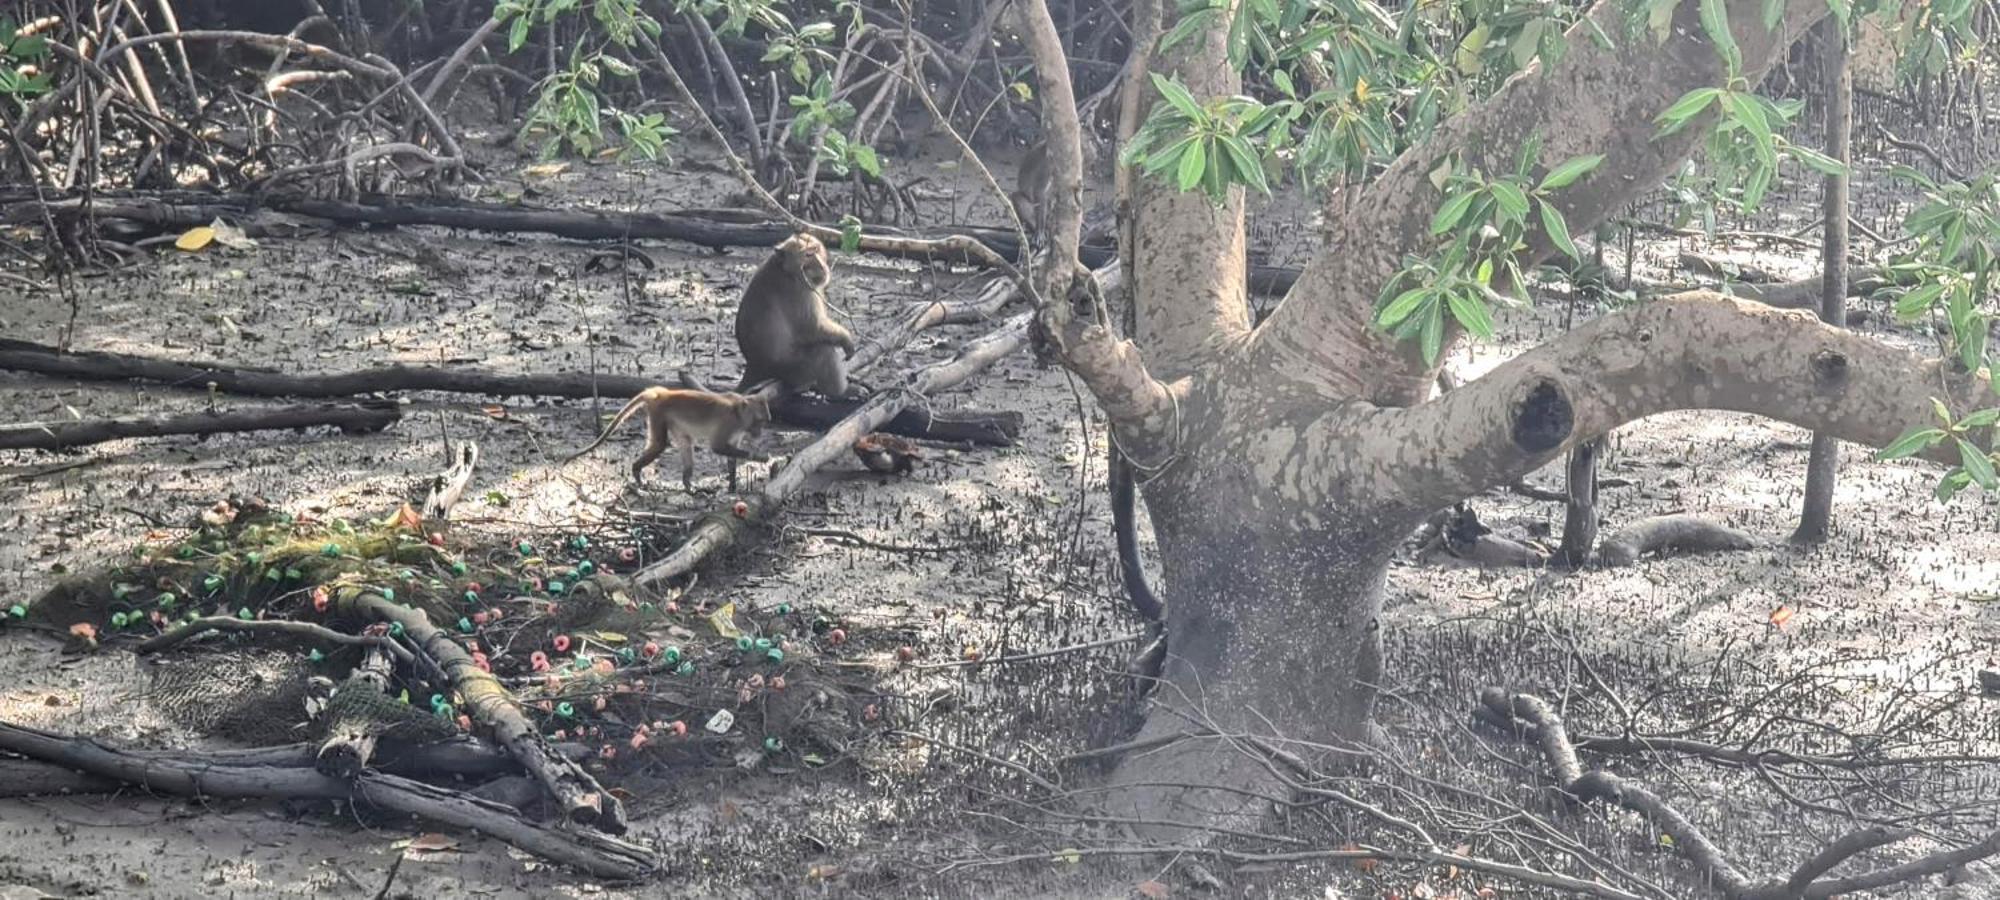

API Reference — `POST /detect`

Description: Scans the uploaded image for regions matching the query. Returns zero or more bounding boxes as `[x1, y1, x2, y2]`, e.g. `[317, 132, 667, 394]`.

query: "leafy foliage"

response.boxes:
[0, 18, 52, 111]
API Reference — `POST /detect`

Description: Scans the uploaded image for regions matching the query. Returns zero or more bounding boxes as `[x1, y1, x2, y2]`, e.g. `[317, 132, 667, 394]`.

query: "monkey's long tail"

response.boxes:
[564, 394, 648, 463]
[1110, 451, 1165, 623]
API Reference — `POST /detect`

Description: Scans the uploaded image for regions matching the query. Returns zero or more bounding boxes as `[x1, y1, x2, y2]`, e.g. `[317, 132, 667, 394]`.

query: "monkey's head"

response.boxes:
[778, 233, 831, 291]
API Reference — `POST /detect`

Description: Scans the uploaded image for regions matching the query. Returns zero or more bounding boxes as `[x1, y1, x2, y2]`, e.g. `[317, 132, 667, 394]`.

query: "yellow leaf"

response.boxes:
[174, 226, 216, 251]
[706, 602, 742, 639]
[1052, 848, 1081, 865]
[522, 162, 569, 178]
[1355, 77, 1370, 103]
[404, 832, 460, 852]
[595, 631, 628, 644]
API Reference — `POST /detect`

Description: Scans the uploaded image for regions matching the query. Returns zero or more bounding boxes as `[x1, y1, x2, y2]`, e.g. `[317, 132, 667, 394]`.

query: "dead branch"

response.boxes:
[0, 719, 658, 879]
[0, 338, 1019, 446]
[135, 614, 415, 666]
[0, 400, 401, 450]
[334, 591, 627, 835]
[634, 311, 1035, 586]
[421, 442, 479, 521]
[1476, 688, 2000, 900]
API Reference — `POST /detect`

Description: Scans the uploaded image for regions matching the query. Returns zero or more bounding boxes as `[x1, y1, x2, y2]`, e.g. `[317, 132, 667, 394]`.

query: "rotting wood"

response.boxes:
[1, 189, 1303, 296]
[335, 591, 628, 835]
[633, 311, 1035, 587]
[0, 720, 658, 879]
[421, 442, 479, 521]
[0, 400, 400, 450]
[0, 339, 1020, 447]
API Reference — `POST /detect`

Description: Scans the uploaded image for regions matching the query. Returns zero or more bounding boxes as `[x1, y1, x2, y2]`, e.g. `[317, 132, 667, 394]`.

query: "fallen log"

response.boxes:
[1, 189, 1304, 296]
[0, 719, 658, 879]
[334, 590, 627, 836]
[0, 400, 400, 450]
[635, 310, 1035, 586]
[0, 339, 1020, 446]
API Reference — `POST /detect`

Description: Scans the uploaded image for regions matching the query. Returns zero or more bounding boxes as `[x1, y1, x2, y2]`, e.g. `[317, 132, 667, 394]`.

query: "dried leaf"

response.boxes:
[522, 162, 569, 178]
[404, 832, 459, 852]
[479, 404, 508, 419]
[68, 622, 97, 641]
[706, 602, 742, 639]
[1769, 605, 1795, 627]
[174, 226, 216, 251]
[807, 864, 843, 880]
[1136, 879, 1171, 898]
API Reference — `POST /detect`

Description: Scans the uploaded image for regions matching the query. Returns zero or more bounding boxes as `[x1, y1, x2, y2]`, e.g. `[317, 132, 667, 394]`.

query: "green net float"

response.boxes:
[766, 648, 785, 664]
[285, 568, 302, 581]
[7, 604, 26, 619]
[517, 541, 535, 556]
[308, 649, 324, 662]
[156, 593, 177, 610]
[399, 569, 416, 582]
[775, 603, 792, 615]
[763, 737, 783, 752]
[639, 601, 657, 613]
[110, 612, 129, 628]
[388, 622, 405, 637]
[176, 545, 195, 559]
[735, 636, 754, 651]
[463, 590, 480, 605]
[663, 646, 683, 665]
[576, 560, 596, 577]
[570, 536, 589, 551]
[199, 576, 222, 594]
[457, 617, 473, 633]
[753, 638, 773, 651]
[113, 584, 133, 600]
[264, 568, 281, 582]
[617, 646, 636, 664]
[572, 654, 592, 671]
[675, 660, 694, 676]
[556, 702, 575, 718]
[321, 544, 341, 557]
[434, 702, 455, 719]
[547, 581, 566, 596]
[379, 588, 395, 603]
[451, 561, 469, 576]
[237, 607, 253, 620]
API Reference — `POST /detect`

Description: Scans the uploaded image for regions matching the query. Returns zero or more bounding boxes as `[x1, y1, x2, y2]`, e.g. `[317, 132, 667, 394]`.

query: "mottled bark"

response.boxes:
[1795, 20, 1853, 544]
[1249, 0, 1834, 405]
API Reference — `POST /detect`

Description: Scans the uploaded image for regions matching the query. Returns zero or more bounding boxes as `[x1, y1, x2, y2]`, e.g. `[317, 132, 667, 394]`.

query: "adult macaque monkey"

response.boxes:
[734, 233, 858, 398]
[566, 387, 772, 492]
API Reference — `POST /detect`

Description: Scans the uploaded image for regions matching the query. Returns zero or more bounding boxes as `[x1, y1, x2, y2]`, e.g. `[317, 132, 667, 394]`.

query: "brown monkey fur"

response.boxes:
[567, 388, 771, 491]
[1009, 141, 1051, 237]
[734, 233, 857, 397]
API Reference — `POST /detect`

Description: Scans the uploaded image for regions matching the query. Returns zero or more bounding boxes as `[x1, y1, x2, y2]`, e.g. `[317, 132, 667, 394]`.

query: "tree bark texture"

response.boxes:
[1008, 0, 2000, 833]
[1794, 20, 1853, 544]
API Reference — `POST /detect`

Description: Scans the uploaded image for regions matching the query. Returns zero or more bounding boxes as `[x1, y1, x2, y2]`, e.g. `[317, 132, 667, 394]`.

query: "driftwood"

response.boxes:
[635, 311, 1035, 586]
[0, 400, 400, 450]
[0, 720, 657, 879]
[0, 338, 1020, 446]
[2, 189, 1304, 296]
[335, 590, 626, 835]
[136, 614, 415, 666]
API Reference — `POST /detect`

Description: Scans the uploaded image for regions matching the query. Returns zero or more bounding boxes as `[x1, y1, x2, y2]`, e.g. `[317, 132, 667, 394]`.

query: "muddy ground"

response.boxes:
[2, 126, 1999, 899]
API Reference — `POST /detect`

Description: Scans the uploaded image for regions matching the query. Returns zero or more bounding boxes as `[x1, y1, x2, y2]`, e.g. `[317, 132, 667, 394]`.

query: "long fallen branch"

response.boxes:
[634, 311, 1034, 586]
[1475, 688, 2000, 900]
[0, 720, 657, 879]
[334, 590, 627, 835]
[135, 614, 415, 666]
[0, 400, 400, 450]
[0, 339, 1019, 446]
[1, 189, 1305, 296]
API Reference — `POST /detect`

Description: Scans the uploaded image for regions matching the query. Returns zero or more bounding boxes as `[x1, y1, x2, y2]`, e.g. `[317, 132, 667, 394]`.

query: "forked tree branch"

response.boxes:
[1249, 0, 1833, 405]
[1330, 293, 1988, 510]
[1008, 0, 1086, 282]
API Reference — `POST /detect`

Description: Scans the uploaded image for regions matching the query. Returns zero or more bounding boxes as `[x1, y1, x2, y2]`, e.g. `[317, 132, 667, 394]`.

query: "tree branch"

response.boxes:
[1250, 0, 1832, 404]
[1336, 293, 1988, 510]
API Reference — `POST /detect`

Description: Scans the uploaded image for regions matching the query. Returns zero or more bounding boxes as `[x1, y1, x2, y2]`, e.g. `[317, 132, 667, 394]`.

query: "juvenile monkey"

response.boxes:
[1009, 140, 1051, 237]
[566, 388, 771, 492]
[734, 233, 857, 398]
